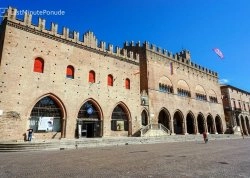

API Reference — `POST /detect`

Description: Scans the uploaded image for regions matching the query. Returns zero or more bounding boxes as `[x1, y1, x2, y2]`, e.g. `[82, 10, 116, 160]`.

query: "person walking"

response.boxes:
[203, 132, 208, 143]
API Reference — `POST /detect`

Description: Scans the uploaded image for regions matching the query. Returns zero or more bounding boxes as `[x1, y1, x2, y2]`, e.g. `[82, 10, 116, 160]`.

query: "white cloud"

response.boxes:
[219, 79, 229, 84]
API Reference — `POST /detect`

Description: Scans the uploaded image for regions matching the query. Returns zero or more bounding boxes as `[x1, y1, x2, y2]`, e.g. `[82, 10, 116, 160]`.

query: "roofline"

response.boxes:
[220, 84, 250, 95]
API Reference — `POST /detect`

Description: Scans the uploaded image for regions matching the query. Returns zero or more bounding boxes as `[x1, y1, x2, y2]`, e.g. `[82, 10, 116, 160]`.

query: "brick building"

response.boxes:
[221, 85, 250, 135]
[0, 7, 226, 141]
[125, 41, 225, 135]
[0, 7, 141, 141]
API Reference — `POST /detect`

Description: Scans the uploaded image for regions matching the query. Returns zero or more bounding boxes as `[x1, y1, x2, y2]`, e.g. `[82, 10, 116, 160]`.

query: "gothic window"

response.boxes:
[209, 96, 217, 103]
[233, 100, 236, 109]
[66, 65, 74, 79]
[159, 83, 173, 93]
[238, 101, 241, 110]
[196, 93, 207, 101]
[177, 88, 191, 97]
[89, 70, 95, 83]
[111, 105, 128, 131]
[33, 57, 44, 73]
[30, 96, 62, 132]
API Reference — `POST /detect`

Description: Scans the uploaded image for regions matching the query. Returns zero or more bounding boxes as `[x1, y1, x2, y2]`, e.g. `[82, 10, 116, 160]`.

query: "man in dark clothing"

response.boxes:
[27, 129, 33, 141]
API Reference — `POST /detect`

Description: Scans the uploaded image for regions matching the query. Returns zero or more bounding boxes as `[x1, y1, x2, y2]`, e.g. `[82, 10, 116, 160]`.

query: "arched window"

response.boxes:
[30, 96, 62, 132]
[66, 65, 74, 79]
[107, 74, 113, 86]
[111, 105, 128, 131]
[89, 70, 95, 83]
[125, 78, 130, 89]
[33, 57, 44, 73]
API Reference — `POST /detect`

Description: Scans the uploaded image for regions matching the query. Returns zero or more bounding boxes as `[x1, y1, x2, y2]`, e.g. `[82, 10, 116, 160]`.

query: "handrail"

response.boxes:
[140, 123, 170, 136]
[158, 123, 170, 134]
[140, 125, 151, 135]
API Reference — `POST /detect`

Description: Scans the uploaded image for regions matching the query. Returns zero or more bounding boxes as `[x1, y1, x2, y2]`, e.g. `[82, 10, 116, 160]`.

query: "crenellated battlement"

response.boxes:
[123, 40, 218, 77]
[2, 7, 139, 64]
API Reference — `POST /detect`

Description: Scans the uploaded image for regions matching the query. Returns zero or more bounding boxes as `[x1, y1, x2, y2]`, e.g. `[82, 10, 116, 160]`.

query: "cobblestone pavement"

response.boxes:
[0, 138, 250, 178]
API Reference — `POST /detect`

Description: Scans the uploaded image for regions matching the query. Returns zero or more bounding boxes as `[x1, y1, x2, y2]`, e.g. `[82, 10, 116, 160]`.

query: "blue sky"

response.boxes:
[1, 0, 250, 92]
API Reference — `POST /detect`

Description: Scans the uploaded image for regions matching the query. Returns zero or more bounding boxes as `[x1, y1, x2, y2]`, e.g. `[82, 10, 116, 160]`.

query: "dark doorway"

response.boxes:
[173, 111, 183, 134]
[158, 109, 170, 130]
[246, 117, 250, 133]
[215, 116, 223, 134]
[86, 123, 94, 137]
[240, 116, 247, 135]
[77, 101, 102, 138]
[197, 114, 205, 134]
[236, 116, 240, 126]
[186, 113, 195, 134]
[141, 110, 148, 126]
[207, 115, 215, 134]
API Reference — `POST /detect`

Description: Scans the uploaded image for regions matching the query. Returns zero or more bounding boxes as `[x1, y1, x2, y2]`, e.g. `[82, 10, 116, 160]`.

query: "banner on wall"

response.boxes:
[38, 117, 54, 131]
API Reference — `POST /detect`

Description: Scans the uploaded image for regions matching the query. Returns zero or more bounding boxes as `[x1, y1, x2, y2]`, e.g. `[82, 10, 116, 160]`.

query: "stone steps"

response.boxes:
[0, 134, 245, 152]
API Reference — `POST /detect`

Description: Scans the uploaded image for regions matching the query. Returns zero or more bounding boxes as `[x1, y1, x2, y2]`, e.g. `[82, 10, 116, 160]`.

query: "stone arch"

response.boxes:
[240, 115, 247, 135]
[236, 115, 240, 126]
[111, 102, 132, 136]
[29, 93, 67, 138]
[141, 109, 149, 126]
[159, 76, 173, 86]
[245, 116, 250, 134]
[158, 76, 173, 93]
[197, 113, 206, 134]
[195, 85, 206, 95]
[208, 89, 218, 102]
[173, 110, 184, 134]
[158, 108, 171, 130]
[208, 89, 217, 98]
[177, 79, 191, 97]
[76, 98, 104, 138]
[215, 115, 223, 134]
[77, 98, 104, 119]
[186, 111, 196, 134]
[207, 114, 215, 134]
[177, 79, 190, 91]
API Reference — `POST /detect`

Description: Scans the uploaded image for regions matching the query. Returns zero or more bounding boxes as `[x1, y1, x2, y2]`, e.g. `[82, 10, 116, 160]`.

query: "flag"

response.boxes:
[213, 48, 224, 59]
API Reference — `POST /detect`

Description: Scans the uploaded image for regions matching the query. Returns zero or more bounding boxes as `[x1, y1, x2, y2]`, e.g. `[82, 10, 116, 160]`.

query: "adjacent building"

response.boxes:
[221, 85, 250, 135]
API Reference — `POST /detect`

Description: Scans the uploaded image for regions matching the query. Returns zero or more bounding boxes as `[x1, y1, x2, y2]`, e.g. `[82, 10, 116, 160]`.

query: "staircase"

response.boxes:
[0, 133, 245, 152]
[140, 123, 170, 137]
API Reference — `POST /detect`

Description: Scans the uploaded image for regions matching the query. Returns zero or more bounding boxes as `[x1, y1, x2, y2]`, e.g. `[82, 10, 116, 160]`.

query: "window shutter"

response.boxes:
[33, 58, 44, 73]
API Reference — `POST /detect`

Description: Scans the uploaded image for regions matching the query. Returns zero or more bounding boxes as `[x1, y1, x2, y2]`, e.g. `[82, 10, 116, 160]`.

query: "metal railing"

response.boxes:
[158, 123, 171, 134]
[140, 123, 170, 136]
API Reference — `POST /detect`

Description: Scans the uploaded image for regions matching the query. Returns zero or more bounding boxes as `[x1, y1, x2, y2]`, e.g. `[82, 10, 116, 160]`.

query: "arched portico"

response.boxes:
[158, 108, 171, 131]
[240, 115, 247, 135]
[245, 116, 250, 134]
[197, 113, 206, 134]
[207, 114, 215, 134]
[215, 115, 223, 134]
[173, 110, 184, 134]
[29, 94, 66, 138]
[186, 112, 196, 134]
[77, 99, 103, 138]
